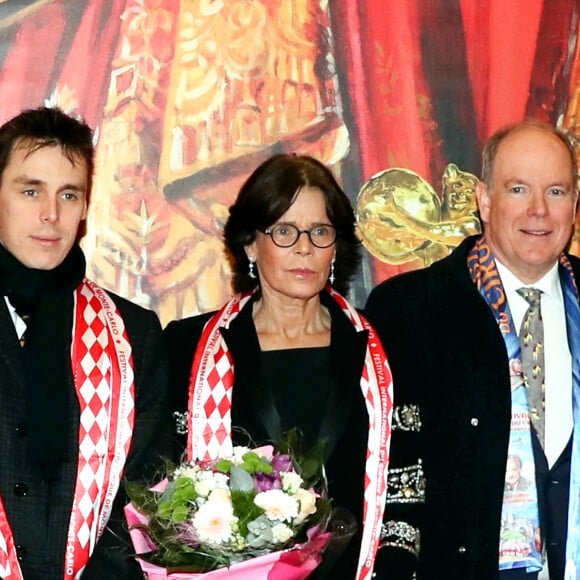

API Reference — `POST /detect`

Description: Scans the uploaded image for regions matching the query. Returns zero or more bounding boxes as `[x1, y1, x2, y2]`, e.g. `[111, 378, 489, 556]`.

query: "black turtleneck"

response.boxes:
[0, 243, 86, 480]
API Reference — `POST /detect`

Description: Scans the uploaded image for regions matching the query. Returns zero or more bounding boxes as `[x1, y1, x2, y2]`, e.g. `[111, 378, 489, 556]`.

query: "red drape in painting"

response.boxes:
[525, 0, 577, 123]
[331, 2, 434, 282]
[331, 2, 431, 181]
[0, 0, 127, 129]
[56, 0, 129, 130]
[460, 0, 544, 141]
[0, 3, 66, 121]
[332, 0, 565, 284]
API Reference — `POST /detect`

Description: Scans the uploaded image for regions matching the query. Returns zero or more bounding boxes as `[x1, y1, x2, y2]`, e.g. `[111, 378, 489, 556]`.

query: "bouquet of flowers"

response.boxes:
[125, 431, 331, 579]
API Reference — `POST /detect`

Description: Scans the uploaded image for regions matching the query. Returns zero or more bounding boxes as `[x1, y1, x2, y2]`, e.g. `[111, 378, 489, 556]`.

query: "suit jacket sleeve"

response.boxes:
[364, 277, 425, 580]
[82, 297, 171, 579]
[164, 311, 215, 453]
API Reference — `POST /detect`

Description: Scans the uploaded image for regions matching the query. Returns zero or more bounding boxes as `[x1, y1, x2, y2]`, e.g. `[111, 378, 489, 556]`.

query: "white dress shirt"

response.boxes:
[496, 260, 573, 469]
[4, 296, 26, 341]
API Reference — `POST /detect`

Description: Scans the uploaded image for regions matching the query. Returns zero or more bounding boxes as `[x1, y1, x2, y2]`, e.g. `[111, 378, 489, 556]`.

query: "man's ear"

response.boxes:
[476, 181, 491, 224]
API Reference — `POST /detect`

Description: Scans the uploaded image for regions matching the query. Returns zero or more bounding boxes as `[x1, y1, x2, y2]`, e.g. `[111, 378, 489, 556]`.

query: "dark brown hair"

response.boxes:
[0, 107, 94, 198]
[224, 154, 361, 295]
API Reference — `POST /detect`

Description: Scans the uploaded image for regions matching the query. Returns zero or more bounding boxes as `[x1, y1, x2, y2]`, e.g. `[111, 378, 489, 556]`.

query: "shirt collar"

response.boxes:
[495, 259, 562, 301]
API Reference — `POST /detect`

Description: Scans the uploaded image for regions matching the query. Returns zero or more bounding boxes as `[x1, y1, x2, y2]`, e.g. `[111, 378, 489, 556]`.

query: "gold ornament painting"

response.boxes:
[356, 163, 482, 267]
[78, 0, 348, 325]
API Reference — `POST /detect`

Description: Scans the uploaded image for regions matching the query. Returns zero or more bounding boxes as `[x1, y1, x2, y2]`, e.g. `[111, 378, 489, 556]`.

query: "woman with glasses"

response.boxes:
[164, 154, 392, 579]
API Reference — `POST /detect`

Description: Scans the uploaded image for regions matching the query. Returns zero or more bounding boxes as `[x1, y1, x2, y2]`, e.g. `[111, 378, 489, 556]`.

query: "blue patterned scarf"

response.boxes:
[562, 257, 580, 579]
[468, 237, 580, 576]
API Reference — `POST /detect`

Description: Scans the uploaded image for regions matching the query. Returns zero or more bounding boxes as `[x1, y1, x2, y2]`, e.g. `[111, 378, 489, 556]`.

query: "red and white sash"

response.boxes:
[187, 289, 393, 580]
[0, 280, 135, 580]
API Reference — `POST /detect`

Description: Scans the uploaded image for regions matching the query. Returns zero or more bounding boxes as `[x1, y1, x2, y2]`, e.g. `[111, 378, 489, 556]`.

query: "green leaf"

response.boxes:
[215, 459, 233, 473]
[229, 465, 255, 492]
[239, 461, 256, 475]
[125, 483, 160, 517]
[157, 500, 174, 519]
[246, 514, 273, 547]
[175, 477, 194, 490]
[172, 481, 196, 503]
[255, 460, 273, 474]
[171, 504, 190, 523]
[242, 451, 261, 464]
[231, 489, 262, 536]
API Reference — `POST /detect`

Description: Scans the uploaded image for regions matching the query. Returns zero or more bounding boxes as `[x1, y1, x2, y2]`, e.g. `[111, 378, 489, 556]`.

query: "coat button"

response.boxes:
[15, 422, 27, 436]
[470, 418, 479, 426]
[14, 483, 28, 497]
[458, 545, 467, 554]
[15, 544, 27, 560]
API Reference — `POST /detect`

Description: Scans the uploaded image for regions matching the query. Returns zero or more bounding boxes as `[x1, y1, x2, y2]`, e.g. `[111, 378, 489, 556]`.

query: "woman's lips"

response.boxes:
[288, 268, 317, 278]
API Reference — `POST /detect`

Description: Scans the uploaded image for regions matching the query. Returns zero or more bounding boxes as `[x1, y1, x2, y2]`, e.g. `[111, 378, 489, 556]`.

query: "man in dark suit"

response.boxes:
[0, 107, 169, 579]
[365, 120, 580, 579]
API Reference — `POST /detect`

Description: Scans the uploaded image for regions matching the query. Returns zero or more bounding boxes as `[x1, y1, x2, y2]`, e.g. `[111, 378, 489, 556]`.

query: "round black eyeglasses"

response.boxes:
[259, 223, 337, 248]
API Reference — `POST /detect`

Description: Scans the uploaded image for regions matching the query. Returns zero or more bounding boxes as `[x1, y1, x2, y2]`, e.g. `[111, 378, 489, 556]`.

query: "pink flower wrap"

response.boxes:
[124, 477, 329, 580]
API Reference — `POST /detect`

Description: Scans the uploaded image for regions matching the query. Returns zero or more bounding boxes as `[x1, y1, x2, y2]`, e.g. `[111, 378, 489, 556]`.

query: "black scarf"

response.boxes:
[0, 244, 86, 480]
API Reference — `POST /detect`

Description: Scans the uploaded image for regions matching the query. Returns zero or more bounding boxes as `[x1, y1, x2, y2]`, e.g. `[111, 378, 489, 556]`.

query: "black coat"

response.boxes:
[164, 291, 371, 579]
[364, 235, 580, 580]
[0, 289, 170, 580]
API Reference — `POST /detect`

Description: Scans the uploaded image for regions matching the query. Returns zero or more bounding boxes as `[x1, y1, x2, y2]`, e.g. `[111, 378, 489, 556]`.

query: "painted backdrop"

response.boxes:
[0, 0, 577, 325]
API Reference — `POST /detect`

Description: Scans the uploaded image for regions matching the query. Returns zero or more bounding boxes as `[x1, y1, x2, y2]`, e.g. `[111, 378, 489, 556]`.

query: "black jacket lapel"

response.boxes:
[220, 292, 369, 457]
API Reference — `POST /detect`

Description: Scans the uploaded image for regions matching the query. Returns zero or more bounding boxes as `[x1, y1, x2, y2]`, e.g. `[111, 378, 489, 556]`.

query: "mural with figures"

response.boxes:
[0, 0, 577, 325]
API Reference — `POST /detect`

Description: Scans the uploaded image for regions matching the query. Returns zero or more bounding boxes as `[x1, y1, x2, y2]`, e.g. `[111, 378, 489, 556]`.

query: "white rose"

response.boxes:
[281, 471, 303, 494]
[194, 471, 217, 497]
[208, 488, 231, 502]
[212, 472, 230, 490]
[254, 489, 299, 522]
[271, 523, 295, 544]
[296, 488, 317, 523]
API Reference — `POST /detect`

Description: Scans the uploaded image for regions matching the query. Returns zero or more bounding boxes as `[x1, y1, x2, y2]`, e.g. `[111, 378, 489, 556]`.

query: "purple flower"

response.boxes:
[271, 454, 294, 473]
[254, 472, 282, 492]
[177, 523, 201, 548]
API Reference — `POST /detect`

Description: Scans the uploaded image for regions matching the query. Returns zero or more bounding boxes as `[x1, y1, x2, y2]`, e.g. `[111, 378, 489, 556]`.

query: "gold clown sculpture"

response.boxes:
[356, 163, 482, 267]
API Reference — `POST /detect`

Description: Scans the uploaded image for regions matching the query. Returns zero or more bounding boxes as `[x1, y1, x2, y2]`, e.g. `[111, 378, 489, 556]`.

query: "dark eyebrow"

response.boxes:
[12, 175, 86, 193]
[274, 220, 333, 227]
[59, 183, 86, 193]
[13, 176, 45, 187]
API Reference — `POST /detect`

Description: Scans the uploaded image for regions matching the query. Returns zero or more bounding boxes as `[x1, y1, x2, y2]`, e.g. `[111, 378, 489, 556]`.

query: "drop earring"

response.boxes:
[248, 259, 256, 279]
[329, 260, 335, 285]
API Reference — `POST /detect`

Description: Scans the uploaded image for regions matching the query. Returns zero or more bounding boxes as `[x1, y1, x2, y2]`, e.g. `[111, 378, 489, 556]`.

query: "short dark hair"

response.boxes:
[0, 107, 94, 197]
[481, 119, 578, 189]
[224, 154, 361, 295]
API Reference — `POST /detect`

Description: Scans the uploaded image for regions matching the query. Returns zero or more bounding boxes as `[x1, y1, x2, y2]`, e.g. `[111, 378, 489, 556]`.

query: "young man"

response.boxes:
[0, 107, 169, 579]
[366, 120, 580, 579]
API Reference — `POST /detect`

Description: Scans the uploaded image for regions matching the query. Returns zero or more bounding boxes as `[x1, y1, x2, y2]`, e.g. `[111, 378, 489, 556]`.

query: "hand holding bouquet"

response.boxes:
[125, 431, 331, 578]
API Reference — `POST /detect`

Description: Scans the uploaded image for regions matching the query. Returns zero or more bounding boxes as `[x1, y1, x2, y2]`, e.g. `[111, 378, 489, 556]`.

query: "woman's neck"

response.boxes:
[252, 293, 331, 351]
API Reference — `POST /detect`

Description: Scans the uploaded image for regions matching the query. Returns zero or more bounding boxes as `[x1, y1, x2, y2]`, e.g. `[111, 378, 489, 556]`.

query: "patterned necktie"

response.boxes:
[517, 288, 545, 447]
